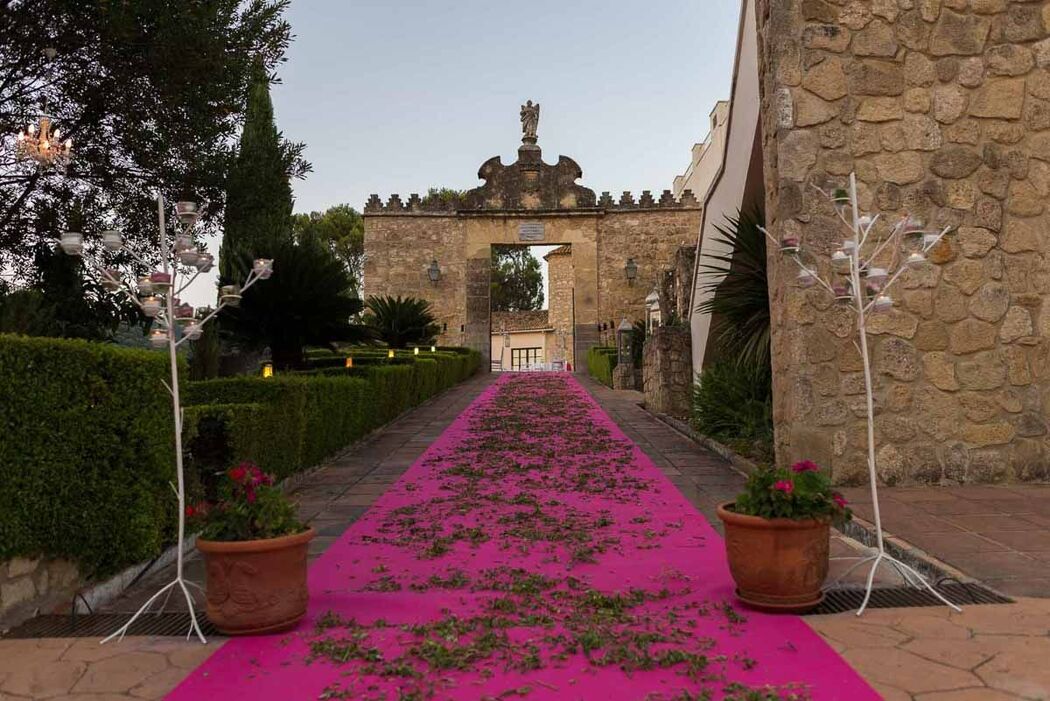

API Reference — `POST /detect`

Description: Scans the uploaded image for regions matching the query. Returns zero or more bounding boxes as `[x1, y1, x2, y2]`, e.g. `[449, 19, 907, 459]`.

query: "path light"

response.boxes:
[195, 250, 214, 272]
[387, 349, 395, 359]
[795, 269, 817, 289]
[148, 328, 168, 348]
[183, 322, 202, 341]
[831, 250, 850, 273]
[253, 258, 273, 280]
[616, 317, 634, 367]
[60, 232, 83, 256]
[906, 252, 926, 267]
[414, 347, 420, 356]
[142, 296, 161, 317]
[866, 267, 888, 293]
[219, 284, 241, 307]
[624, 258, 638, 285]
[102, 230, 122, 252]
[345, 357, 353, 368]
[175, 201, 199, 227]
[427, 259, 441, 284]
[150, 271, 171, 293]
[430, 345, 436, 353]
[261, 362, 273, 378]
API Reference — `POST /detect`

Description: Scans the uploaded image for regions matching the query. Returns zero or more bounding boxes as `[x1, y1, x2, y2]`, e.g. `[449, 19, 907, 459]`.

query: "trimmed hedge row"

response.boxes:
[1, 332, 480, 579]
[0, 334, 176, 576]
[184, 348, 481, 486]
[587, 346, 618, 387]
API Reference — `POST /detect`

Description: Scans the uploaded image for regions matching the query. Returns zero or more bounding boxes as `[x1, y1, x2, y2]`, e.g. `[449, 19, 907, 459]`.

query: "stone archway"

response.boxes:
[362, 106, 703, 370]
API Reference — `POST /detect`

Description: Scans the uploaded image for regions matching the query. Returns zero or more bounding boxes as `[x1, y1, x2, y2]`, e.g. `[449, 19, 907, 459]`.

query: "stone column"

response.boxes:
[464, 247, 492, 369]
[758, 0, 1050, 484]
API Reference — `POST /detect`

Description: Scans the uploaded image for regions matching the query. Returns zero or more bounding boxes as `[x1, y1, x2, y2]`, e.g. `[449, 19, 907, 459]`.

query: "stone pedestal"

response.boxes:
[643, 327, 692, 418]
[612, 362, 637, 390]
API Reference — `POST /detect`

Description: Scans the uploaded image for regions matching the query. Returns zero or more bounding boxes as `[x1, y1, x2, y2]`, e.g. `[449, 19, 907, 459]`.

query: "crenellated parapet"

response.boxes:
[602, 189, 700, 211]
[364, 192, 463, 214]
[366, 187, 701, 214]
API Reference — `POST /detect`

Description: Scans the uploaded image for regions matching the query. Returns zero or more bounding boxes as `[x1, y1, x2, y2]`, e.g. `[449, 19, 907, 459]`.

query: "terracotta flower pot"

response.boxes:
[716, 502, 829, 613]
[196, 528, 314, 635]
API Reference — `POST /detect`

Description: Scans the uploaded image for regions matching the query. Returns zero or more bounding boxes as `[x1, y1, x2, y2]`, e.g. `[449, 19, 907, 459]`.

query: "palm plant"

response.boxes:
[695, 208, 769, 369]
[364, 295, 440, 349]
[220, 237, 369, 369]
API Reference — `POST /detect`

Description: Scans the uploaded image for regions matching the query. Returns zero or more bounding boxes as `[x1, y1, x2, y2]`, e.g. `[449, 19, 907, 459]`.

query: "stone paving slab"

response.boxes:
[843, 485, 1050, 597]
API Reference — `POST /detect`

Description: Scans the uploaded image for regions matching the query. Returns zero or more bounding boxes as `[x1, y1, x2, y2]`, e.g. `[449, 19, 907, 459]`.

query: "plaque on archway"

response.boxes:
[519, 221, 544, 242]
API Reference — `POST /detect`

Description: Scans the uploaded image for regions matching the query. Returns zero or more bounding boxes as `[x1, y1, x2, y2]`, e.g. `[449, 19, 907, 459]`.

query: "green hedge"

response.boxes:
[184, 347, 481, 484]
[587, 346, 618, 387]
[0, 334, 176, 577]
[1, 335, 480, 580]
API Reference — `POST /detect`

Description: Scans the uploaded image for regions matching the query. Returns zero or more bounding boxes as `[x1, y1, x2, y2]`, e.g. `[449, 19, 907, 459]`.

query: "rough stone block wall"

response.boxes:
[1, 557, 79, 628]
[643, 327, 693, 418]
[362, 214, 466, 347]
[758, 0, 1050, 484]
[546, 247, 576, 366]
[597, 209, 703, 329]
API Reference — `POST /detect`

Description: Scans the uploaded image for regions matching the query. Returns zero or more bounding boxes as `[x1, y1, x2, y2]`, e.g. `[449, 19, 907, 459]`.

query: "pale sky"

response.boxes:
[188, 0, 741, 306]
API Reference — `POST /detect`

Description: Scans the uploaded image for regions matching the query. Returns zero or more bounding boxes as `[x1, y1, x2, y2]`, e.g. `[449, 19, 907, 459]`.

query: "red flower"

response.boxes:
[791, 460, 820, 473]
[185, 505, 196, 518]
[774, 480, 795, 494]
[832, 492, 848, 509]
[228, 465, 247, 482]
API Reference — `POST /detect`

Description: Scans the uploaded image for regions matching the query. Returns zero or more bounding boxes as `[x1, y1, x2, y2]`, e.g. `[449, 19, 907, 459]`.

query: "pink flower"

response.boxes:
[774, 480, 795, 494]
[791, 460, 820, 473]
[832, 492, 848, 509]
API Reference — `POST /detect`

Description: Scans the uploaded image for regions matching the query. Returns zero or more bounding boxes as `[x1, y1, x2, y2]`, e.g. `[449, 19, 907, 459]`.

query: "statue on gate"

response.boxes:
[520, 100, 540, 143]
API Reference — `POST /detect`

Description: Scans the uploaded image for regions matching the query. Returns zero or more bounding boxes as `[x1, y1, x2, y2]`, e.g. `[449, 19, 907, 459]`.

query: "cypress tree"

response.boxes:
[219, 61, 295, 280]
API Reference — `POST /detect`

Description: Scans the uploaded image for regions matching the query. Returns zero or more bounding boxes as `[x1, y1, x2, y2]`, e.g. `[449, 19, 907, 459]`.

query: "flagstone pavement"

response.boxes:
[1, 372, 1047, 700]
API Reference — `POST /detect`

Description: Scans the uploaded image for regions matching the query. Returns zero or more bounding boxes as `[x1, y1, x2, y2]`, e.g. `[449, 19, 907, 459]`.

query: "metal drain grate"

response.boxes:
[809, 582, 1012, 615]
[3, 613, 221, 639]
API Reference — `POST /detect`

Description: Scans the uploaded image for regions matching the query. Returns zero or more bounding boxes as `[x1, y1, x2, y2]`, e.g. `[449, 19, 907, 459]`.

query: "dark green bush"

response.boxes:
[691, 358, 774, 463]
[587, 346, 618, 387]
[0, 334, 175, 577]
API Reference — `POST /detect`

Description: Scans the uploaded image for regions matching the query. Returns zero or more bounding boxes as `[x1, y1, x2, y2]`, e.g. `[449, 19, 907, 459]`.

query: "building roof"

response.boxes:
[492, 310, 551, 333]
[543, 244, 571, 259]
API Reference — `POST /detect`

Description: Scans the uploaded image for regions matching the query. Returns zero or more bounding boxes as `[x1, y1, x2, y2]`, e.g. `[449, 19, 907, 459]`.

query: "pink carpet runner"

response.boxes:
[167, 374, 876, 700]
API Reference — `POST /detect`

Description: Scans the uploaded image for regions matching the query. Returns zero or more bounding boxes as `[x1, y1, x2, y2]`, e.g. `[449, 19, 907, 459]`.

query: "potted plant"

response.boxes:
[717, 460, 850, 613]
[188, 462, 314, 635]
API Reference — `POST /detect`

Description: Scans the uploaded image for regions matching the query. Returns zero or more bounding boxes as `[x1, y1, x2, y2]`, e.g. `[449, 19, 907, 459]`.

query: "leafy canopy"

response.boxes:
[292, 204, 364, 291]
[220, 237, 368, 369]
[0, 1, 295, 277]
[694, 208, 769, 370]
[364, 295, 440, 349]
[491, 246, 544, 312]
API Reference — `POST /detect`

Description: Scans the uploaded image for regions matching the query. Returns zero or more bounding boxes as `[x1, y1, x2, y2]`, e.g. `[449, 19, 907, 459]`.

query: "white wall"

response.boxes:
[490, 330, 553, 369]
[672, 101, 730, 202]
[689, 0, 760, 378]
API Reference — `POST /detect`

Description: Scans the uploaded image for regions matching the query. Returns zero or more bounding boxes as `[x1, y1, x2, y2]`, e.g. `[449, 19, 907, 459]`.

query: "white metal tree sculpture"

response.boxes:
[61, 194, 272, 644]
[763, 172, 961, 616]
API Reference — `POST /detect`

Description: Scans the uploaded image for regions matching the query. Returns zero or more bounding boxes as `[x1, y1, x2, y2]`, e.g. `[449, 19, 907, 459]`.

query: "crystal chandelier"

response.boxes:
[15, 114, 72, 169]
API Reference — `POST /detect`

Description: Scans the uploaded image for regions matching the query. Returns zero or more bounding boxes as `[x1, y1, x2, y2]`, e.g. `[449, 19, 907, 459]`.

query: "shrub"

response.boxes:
[691, 358, 773, 463]
[733, 461, 851, 525]
[587, 346, 618, 387]
[0, 334, 175, 577]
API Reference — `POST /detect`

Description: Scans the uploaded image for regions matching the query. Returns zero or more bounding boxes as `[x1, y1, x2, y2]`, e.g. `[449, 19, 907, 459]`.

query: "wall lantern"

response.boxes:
[427, 259, 441, 283]
[616, 317, 634, 366]
[345, 357, 353, 368]
[414, 347, 420, 355]
[387, 349, 395, 359]
[262, 362, 274, 378]
[430, 345, 436, 352]
[624, 258, 638, 286]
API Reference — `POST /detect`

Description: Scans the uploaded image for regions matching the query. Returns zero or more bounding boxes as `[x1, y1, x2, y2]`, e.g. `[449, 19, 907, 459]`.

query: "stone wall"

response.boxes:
[758, 0, 1050, 484]
[362, 213, 466, 347]
[597, 208, 703, 329]
[643, 326, 693, 418]
[545, 246, 576, 366]
[1, 556, 79, 628]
